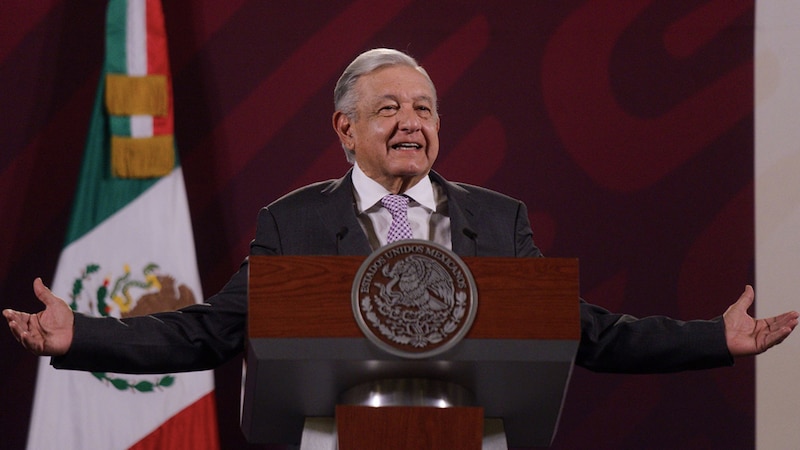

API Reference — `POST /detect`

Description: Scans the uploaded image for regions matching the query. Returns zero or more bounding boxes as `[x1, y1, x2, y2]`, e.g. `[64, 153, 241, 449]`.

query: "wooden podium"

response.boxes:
[241, 255, 580, 448]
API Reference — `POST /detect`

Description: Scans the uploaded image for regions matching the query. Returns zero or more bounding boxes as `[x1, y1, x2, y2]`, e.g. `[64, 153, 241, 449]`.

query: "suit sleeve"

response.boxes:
[576, 302, 733, 373]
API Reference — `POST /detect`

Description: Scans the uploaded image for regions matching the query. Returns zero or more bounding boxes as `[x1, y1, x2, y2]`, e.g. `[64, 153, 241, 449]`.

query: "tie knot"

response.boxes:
[381, 194, 409, 214]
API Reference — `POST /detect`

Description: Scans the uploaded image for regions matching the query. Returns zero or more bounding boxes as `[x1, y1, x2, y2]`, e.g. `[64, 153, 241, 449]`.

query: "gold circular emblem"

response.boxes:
[351, 240, 478, 358]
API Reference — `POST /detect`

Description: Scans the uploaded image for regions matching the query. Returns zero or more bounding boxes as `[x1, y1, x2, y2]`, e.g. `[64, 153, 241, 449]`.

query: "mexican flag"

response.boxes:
[26, 0, 219, 448]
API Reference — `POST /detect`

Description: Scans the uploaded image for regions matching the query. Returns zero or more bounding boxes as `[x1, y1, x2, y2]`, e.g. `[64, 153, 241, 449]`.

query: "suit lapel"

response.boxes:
[430, 171, 479, 256]
[318, 169, 373, 255]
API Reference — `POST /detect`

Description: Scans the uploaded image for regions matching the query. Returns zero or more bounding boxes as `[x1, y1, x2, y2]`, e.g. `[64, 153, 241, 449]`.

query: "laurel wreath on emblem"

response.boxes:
[70, 263, 177, 393]
[91, 372, 176, 393]
[360, 255, 468, 348]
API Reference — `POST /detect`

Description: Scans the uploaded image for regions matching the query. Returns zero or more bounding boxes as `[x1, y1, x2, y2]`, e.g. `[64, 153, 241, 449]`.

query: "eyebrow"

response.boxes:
[375, 94, 435, 104]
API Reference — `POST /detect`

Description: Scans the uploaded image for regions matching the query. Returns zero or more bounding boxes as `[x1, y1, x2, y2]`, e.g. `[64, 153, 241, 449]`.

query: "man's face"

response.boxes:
[335, 65, 440, 193]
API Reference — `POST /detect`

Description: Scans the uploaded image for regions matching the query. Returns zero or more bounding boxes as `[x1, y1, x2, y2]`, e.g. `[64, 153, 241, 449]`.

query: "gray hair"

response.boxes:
[334, 48, 438, 163]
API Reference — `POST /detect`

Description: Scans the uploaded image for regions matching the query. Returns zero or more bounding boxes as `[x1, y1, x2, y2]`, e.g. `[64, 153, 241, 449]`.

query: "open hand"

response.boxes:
[3, 278, 74, 356]
[723, 285, 799, 357]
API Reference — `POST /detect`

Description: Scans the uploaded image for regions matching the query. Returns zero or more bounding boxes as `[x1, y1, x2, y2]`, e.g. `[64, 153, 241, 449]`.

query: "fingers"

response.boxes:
[758, 311, 799, 352]
[771, 311, 800, 332]
[4, 309, 30, 346]
[5, 307, 47, 355]
[3, 308, 18, 323]
[4, 308, 26, 331]
[765, 325, 793, 349]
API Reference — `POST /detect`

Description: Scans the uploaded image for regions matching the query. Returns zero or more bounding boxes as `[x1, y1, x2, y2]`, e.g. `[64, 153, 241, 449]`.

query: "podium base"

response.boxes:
[298, 416, 509, 450]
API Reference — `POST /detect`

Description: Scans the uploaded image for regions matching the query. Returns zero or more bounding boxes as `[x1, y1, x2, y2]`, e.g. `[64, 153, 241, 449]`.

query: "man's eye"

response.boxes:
[378, 105, 398, 116]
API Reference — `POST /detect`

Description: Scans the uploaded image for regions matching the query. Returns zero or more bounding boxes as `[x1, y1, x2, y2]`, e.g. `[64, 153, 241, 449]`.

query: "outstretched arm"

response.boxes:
[724, 285, 798, 357]
[3, 278, 74, 356]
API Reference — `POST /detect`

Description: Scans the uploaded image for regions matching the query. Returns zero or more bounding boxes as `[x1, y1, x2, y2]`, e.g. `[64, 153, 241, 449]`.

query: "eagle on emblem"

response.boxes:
[122, 275, 196, 318]
[378, 255, 455, 312]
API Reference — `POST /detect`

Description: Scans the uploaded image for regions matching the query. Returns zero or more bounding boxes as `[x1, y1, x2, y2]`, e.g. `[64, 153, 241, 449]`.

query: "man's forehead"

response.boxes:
[360, 65, 433, 87]
[356, 67, 436, 103]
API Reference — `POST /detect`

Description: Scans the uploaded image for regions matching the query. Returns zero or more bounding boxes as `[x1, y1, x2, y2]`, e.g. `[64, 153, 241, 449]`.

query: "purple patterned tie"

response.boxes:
[381, 194, 413, 243]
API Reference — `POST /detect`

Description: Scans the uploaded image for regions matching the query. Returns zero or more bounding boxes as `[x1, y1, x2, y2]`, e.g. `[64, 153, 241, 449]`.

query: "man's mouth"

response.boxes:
[391, 142, 422, 150]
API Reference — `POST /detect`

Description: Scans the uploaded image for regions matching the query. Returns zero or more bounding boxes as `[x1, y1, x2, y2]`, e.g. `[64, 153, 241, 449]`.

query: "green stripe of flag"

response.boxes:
[105, 0, 128, 74]
[63, 70, 158, 246]
[106, 0, 131, 136]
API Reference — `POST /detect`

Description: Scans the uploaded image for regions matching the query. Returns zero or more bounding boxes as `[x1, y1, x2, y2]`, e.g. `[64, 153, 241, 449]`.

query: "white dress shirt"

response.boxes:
[351, 162, 451, 250]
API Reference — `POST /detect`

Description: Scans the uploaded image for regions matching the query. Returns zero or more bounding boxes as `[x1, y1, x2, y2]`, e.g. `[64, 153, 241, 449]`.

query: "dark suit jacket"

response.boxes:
[54, 170, 733, 374]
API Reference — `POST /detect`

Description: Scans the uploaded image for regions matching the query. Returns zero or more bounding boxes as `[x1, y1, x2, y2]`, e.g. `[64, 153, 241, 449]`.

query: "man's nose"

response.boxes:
[397, 107, 421, 132]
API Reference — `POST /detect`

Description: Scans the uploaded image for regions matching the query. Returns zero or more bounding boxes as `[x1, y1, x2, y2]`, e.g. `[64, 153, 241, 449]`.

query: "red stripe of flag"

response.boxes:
[129, 392, 220, 450]
[145, 0, 173, 136]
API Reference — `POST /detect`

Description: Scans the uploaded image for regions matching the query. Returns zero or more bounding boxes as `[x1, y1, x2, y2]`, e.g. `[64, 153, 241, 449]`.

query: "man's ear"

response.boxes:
[332, 111, 354, 149]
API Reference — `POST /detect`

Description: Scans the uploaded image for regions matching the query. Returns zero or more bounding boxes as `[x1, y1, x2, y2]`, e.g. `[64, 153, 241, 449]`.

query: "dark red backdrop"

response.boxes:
[1, 1, 755, 448]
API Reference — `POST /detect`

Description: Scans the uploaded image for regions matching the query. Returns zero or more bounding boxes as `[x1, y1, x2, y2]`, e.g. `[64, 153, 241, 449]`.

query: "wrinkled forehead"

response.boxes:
[356, 65, 438, 105]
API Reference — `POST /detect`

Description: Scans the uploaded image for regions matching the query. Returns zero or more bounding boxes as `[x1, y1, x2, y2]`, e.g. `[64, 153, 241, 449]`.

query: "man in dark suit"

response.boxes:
[4, 48, 798, 376]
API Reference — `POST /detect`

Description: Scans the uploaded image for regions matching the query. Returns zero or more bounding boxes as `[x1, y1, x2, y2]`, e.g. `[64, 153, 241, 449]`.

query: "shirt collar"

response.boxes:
[351, 162, 437, 213]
